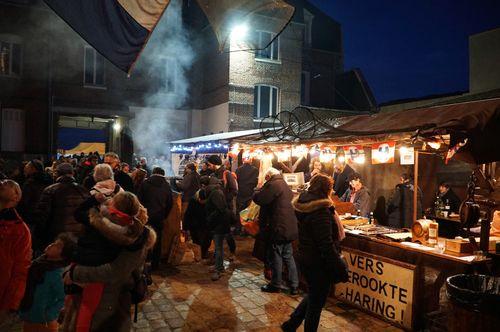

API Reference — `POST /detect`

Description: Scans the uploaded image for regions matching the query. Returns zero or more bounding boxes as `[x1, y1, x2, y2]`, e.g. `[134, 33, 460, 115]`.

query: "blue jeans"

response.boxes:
[213, 233, 229, 271]
[287, 266, 331, 331]
[268, 242, 299, 288]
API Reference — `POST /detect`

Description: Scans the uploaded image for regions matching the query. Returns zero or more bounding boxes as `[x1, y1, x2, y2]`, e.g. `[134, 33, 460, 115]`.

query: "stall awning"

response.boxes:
[239, 97, 500, 164]
[170, 129, 262, 145]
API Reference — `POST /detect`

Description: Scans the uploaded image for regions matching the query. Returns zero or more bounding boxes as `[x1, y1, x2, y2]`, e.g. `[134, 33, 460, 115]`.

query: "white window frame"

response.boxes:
[83, 46, 106, 88]
[254, 85, 279, 119]
[303, 9, 314, 47]
[255, 31, 280, 63]
[0, 38, 23, 78]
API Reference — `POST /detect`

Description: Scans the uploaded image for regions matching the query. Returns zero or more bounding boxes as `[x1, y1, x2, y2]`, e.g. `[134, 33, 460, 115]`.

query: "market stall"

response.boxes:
[233, 99, 500, 330]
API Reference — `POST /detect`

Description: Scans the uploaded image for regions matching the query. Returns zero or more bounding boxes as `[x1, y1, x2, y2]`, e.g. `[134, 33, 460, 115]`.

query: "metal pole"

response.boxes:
[413, 150, 419, 223]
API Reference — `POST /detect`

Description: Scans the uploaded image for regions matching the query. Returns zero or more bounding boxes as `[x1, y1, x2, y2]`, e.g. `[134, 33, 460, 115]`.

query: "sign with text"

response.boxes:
[335, 248, 415, 329]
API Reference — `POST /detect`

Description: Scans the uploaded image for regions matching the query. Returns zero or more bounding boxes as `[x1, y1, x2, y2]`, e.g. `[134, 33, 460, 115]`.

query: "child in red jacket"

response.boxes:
[0, 180, 32, 331]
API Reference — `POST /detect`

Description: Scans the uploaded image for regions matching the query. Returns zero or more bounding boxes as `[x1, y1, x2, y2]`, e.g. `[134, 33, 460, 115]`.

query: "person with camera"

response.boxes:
[282, 174, 348, 332]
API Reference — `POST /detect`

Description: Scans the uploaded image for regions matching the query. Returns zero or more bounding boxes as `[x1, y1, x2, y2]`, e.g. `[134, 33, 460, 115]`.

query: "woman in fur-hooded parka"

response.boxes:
[63, 207, 155, 332]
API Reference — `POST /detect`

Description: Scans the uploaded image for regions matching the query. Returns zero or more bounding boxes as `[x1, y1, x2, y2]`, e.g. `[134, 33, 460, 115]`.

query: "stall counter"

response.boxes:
[334, 230, 491, 330]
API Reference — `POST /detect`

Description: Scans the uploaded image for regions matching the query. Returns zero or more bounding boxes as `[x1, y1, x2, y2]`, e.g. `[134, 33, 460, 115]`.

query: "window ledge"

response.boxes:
[255, 58, 281, 65]
[0, 74, 21, 79]
[83, 84, 107, 90]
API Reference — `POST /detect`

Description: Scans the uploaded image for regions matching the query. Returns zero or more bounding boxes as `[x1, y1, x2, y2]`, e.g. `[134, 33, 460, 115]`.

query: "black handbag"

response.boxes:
[332, 253, 349, 284]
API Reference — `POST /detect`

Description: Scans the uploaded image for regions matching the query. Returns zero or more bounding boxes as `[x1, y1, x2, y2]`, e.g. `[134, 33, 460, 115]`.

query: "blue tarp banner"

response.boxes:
[57, 127, 107, 150]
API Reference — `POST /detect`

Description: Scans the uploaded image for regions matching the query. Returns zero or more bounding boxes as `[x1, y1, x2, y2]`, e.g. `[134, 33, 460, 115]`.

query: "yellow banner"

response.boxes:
[335, 248, 415, 329]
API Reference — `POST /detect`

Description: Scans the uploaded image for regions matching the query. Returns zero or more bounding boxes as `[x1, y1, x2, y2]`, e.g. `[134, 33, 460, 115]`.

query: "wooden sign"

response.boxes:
[335, 248, 416, 329]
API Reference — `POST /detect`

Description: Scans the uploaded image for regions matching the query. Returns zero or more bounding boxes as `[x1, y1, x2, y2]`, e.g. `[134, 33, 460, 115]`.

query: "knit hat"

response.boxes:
[56, 162, 73, 176]
[30, 159, 44, 173]
[206, 155, 222, 166]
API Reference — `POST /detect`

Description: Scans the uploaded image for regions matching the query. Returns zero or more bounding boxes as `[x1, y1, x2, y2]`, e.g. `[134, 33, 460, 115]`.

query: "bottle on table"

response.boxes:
[368, 212, 374, 224]
[428, 220, 439, 246]
[444, 199, 451, 217]
[357, 209, 361, 217]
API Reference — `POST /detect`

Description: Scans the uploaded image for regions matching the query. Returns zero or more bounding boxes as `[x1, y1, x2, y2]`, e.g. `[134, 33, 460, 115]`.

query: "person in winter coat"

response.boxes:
[333, 162, 355, 198]
[207, 155, 237, 258]
[235, 158, 259, 213]
[83, 152, 134, 192]
[63, 194, 155, 332]
[177, 163, 201, 209]
[253, 168, 299, 294]
[77, 155, 98, 185]
[34, 163, 89, 250]
[183, 177, 210, 260]
[387, 173, 423, 228]
[205, 181, 232, 281]
[138, 167, 173, 270]
[19, 233, 76, 332]
[207, 155, 238, 210]
[0, 180, 32, 330]
[18, 159, 53, 225]
[437, 182, 461, 213]
[282, 174, 348, 332]
[340, 173, 371, 217]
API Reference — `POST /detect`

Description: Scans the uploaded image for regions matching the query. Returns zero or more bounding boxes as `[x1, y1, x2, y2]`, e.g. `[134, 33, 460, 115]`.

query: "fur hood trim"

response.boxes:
[89, 208, 142, 246]
[144, 225, 157, 251]
[292, 196, 333, 213]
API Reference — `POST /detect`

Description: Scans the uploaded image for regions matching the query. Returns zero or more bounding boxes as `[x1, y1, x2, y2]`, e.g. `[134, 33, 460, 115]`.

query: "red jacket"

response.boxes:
[0, 208, 32, 311]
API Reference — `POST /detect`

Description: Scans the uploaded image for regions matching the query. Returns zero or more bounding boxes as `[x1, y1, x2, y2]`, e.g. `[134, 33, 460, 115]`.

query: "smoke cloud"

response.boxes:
[129, 0, 194, 174]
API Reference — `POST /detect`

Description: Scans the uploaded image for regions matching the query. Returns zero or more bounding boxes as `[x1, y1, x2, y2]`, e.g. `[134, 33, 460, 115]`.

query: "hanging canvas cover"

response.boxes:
[372, 141, 396, 164]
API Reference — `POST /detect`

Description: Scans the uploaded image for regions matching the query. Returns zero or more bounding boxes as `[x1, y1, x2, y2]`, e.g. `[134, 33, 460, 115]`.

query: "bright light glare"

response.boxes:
[428, 141, 441, 150]
[113, 122, 121, 131]
[399, 146, 408, 154]
[231, 24, 248, 41]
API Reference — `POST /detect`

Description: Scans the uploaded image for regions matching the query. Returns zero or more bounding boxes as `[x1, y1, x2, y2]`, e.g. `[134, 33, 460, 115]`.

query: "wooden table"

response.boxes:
[335, 231, 491, 330]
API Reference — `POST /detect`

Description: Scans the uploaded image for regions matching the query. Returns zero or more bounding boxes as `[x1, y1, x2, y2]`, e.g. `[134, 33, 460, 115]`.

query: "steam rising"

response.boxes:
[130, 0, 194, 173]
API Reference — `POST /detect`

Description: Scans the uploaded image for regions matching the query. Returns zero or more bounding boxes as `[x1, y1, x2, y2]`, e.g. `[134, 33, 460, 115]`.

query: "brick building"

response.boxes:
[187, 0, 376, 136]
[0, 0, 375, 158]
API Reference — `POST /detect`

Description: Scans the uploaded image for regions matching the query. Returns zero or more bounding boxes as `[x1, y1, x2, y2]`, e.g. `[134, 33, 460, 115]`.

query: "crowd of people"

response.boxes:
[0, 152, 169, 331]
[2, 149, 452, 332]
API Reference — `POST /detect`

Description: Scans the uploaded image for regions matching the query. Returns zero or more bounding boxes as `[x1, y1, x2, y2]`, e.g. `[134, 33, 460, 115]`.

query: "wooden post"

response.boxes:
[413, 150, 419, 223]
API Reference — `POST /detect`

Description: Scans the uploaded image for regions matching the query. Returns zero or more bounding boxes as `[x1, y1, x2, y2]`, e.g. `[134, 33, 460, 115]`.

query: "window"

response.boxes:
[303, 10, 314, 46]
[0, 41, 22, 77]
[84, 46, 105, 87]
[301, 71, 310, 105]
[254, 85, 279, 118]
[255, 31, 279, 61]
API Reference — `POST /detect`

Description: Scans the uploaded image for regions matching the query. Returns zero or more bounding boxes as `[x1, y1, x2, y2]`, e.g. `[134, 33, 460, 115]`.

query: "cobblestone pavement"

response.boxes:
[133, 237, 402, 332]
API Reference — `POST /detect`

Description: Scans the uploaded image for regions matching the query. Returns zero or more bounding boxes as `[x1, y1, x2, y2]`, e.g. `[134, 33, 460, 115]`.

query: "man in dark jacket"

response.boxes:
[138, 167, 173, 269]
[333, 163, 355, 198]
[34, 163, 88, 250]
[177, 163, 200, 205]
[438, 182, 461, 213]
[235, 158, 259, 213]
[253, 168, 299, 294]
[18, 159, 53, 225]
[387, 174, 423, 228]
[207, 155, 237, 258]
[77, 155, 98, 184]
[205, 180, 231, 281]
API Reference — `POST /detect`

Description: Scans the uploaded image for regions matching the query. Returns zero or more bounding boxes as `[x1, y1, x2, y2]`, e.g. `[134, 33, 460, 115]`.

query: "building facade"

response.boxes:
[1, 0, 375, 158]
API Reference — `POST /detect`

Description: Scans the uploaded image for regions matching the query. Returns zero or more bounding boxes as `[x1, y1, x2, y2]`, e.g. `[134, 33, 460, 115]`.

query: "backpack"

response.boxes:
[131, 263, 153, 322]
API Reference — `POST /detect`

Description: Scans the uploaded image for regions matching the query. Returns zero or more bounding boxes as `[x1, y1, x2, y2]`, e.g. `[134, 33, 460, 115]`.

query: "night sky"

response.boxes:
[309, 0, 500, 104]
